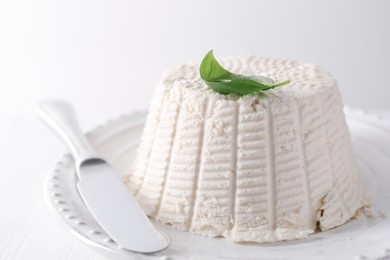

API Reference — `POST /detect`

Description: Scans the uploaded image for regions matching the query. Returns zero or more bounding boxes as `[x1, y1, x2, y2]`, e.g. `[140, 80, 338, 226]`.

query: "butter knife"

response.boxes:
[37, 100, 170, 253]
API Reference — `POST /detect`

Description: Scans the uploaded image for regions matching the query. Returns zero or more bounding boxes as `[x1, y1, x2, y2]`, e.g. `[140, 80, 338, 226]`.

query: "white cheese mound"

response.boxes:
[124, 56, 371, 243]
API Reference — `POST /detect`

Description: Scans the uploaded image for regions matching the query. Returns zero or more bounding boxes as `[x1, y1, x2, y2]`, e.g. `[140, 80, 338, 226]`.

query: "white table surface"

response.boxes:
[0, 109, 388, 260]
[0, 114, 108, 260]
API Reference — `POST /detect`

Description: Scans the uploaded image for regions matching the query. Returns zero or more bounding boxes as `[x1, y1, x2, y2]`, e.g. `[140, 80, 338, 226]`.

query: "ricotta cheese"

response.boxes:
[124, 56, 370, 243]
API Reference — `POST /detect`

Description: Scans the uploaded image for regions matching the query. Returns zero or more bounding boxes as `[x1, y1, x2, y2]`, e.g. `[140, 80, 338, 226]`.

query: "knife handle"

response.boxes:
[37, 100, 98, 165]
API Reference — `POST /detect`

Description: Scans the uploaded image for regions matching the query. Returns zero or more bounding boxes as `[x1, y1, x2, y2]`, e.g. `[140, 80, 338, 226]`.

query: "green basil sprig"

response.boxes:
[199, 50, 291, 95]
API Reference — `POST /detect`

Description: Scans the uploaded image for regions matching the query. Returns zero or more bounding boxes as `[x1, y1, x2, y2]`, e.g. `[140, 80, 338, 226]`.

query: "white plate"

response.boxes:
[46, 109, 390, 260]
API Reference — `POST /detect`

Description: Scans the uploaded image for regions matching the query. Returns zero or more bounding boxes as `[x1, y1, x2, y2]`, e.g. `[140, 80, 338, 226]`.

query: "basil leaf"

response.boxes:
[204, 78, 269, 95]
[243, 75, 275, 85]
[270, 79, 291, 88]
[199, 50, 232, 81]
[199, 50, 291, 95]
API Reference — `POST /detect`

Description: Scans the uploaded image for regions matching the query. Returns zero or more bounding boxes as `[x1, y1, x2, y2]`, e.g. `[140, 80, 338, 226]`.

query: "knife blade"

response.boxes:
[37, 100, 170, 253]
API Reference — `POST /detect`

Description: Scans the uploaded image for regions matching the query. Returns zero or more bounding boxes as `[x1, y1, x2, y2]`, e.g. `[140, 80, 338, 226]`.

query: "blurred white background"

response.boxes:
[1, 0, 389, 126]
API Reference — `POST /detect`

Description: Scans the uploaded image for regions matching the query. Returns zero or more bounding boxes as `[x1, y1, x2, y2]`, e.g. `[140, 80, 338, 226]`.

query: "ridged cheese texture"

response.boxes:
[124, 56, 370, 243]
